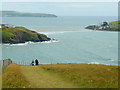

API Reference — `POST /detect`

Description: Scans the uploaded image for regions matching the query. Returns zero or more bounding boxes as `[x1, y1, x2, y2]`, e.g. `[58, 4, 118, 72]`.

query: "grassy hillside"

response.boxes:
[109, 21, 120, 29]
[41, 64, 118, 88]
[2, 64, 30, 88]
[2, 64, 119, 88]
[0, 11, 57, 17]
[0, 25, 51, 44]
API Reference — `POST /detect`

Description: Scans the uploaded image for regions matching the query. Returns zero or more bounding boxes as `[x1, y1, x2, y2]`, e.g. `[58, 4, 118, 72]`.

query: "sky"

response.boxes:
[2, 0, 120, 2]
[1, 2, 118, 16]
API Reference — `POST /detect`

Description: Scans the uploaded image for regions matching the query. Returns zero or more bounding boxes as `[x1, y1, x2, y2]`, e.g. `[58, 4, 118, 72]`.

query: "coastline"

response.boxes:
[34, 29, 119, 33]
[1, 39, 58, 45]
[85, 29, 119, 32]
[92, 30, 119, 32]
[33, 30, 81, 32]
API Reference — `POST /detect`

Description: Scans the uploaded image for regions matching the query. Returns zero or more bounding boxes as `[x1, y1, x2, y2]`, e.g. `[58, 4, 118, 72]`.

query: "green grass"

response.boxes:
[1, 27, 30, 40]
[40, 64, 118, 88]
[1, 26, 50, 43]
[2, 31, 14, 39]
[2, 64, 30, 88]
[2, 64, 119, 88]
[20, 65, 76, 88]
[109, 21, 120, 29]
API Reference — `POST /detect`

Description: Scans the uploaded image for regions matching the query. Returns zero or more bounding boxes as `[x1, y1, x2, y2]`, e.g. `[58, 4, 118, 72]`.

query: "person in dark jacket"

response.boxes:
[31, 60, 34, 66]
[35, 59, 39, 65]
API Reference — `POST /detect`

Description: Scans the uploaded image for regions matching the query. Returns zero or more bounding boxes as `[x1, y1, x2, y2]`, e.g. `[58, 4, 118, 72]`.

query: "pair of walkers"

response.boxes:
[31, 59, 39, 66]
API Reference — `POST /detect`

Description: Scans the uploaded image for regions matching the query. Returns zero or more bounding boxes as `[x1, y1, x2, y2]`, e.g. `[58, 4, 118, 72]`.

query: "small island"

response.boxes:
[0, 24, 51, 44]
[0, 11, 57, 17]
[85, 21, 120, 31]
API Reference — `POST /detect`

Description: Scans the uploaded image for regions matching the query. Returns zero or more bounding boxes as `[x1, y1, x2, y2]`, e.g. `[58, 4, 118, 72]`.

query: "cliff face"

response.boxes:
[1, 25, 51, 44]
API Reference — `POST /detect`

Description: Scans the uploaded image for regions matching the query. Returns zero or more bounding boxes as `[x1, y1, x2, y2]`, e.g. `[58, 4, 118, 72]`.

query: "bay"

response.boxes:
[1, 16, 118, 65]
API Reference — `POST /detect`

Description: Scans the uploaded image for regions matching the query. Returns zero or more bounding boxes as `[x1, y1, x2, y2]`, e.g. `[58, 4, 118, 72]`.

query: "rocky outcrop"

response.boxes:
[85, 21, 120, 31]
[1, 25, 51, 44]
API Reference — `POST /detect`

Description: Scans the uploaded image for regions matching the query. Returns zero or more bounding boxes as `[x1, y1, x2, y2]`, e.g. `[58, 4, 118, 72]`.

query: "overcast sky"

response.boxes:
[1, 2, 118, 16]
[2, 0, 120, 2]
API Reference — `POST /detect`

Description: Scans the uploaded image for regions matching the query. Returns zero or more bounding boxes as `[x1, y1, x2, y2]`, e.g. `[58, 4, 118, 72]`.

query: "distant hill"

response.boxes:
[0, 11, 57, 17]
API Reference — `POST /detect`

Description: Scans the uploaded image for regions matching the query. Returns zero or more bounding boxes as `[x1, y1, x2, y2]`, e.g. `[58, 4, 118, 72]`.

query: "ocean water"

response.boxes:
[1, 16, 118, 65]
[2, 16, 117, 30]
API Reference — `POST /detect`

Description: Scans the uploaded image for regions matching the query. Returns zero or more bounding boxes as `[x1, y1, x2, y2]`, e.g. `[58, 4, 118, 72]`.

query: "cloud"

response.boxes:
[56, 4, 95, 9]
[70, 4, 95, 8]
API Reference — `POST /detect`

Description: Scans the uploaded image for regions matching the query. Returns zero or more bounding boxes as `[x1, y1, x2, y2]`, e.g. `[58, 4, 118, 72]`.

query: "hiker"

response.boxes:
[35, 59, 39, 65]
[31, 60, 35, 66]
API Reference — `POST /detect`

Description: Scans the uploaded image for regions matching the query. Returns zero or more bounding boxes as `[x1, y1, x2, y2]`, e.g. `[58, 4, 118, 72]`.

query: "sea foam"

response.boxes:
[4, 40, 59, 46]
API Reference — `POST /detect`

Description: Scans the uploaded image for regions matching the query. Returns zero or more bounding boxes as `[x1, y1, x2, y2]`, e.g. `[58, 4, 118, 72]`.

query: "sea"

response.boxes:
[1, 16, 118, 65]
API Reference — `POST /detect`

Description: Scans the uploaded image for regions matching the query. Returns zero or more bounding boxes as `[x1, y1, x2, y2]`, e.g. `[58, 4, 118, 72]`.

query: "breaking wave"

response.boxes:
[2, 40, 59, 46]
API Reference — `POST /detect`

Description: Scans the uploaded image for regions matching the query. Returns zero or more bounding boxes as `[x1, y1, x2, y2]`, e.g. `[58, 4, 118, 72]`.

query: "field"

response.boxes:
[2, 63, 119, 88]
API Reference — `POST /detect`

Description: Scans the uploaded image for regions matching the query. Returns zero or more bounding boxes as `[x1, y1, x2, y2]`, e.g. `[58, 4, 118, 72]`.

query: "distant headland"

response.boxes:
[85, 21, 120, 31]
[0, 11, 57, 17]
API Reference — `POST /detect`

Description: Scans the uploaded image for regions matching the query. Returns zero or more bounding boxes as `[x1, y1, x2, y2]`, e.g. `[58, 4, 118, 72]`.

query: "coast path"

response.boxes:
[3, 64, 118, 88]
[20, 65, 76, 88]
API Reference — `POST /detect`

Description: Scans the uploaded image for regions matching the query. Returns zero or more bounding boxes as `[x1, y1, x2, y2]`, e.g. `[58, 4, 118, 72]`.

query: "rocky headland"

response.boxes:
[85, 21, 120, 31]
[0, 24, 51, 44]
